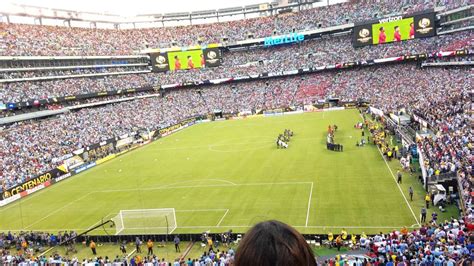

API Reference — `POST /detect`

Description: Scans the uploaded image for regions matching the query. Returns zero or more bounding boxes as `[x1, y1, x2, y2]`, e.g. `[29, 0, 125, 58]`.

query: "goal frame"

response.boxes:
[113, 208, 177, 235]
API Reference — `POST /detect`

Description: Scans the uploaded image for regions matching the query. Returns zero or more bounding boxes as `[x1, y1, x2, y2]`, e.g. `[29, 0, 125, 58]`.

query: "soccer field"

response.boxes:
[0, 109, 420, 235]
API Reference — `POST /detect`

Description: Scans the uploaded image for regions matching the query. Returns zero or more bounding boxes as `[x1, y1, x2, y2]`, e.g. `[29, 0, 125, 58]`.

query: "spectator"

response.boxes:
[235, 220, 316, 266]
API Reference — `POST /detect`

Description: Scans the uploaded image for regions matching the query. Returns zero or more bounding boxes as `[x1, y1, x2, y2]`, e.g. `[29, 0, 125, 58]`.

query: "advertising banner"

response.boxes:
[202, 47, 222, 68]
[158, 117, 196, 137]
[1, 168, 67, 200]
[150, 52, 170, 72]
[413, 12, 436, 38]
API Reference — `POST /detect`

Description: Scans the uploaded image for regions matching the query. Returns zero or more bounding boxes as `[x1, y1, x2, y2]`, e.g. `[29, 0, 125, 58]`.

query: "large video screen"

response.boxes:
[167, 49, 204, 71]
[353, 11, 435, 47]
[371, 17, 414, 44]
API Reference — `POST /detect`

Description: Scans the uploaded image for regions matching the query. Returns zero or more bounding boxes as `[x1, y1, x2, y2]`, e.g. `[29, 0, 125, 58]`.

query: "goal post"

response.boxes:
[112, 208, 177, 235]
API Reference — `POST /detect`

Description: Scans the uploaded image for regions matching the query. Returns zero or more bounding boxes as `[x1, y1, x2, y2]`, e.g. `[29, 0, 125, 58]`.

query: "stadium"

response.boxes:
[0, 0, 472, 264]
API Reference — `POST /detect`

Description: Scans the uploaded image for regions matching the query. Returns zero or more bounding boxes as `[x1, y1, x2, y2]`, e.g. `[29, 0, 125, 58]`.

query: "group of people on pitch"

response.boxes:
[326, 125, 343, 152]
[276, 129, 294, 149]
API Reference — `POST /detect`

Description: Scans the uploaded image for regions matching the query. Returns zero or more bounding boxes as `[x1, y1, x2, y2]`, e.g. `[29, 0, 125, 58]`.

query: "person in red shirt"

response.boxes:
[200, 53, 205, 68]
[187, 56, 194, 69]
[394, 26, 401, 42]
[409, 22, 415, 39]
[174, 56, 181, 70]
[378, 27, 386, 44]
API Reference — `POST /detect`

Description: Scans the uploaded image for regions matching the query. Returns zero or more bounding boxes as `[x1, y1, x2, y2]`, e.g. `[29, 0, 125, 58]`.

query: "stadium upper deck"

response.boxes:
[0, 0, 470, 56]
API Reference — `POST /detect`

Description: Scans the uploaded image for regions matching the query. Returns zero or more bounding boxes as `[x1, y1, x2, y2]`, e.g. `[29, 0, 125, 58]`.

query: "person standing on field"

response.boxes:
[90, 240, 97, 255]
[397, 170, 402, 184]
[147, 239, 154, 255]
[409, 187, 413, 201]
[174, 236, 180, 252]
[120, 241, 127, 255]
[425, 194, 430, 209]
[421, 207, 427, 223]
[135, 237, 142, 253]
[207, 237, 214, 252]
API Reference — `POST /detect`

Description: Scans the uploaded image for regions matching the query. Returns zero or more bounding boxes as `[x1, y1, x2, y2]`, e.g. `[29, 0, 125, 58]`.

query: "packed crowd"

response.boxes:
[1, 30, 472, 103]
[0, 0, 470, 56]
[2, 218, 473, 265]
[323, 217, 474, 265]
[0, 230, 78, 264]
[0, 66, 149, 81]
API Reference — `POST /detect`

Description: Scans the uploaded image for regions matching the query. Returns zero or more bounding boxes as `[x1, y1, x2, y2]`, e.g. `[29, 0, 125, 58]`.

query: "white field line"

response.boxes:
[177, 209, 229, 212]
[38, 247, 55, 257]
[376, 145, 420, 226]
[99, 181, 312, 193]
[126, 249, 137, 259]
[216, 209, 229, 227]
[161, 179, 237, 188]
[24, 192, 92, 230]
[4, 182, 312, 232]
[305, 182, 314, 227]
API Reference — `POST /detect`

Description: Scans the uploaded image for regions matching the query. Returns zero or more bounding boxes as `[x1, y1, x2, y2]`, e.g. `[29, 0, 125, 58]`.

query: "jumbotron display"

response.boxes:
[353, 10, 436, 47]
[149, 46, 222, 72]
[168, 49, 204, 71]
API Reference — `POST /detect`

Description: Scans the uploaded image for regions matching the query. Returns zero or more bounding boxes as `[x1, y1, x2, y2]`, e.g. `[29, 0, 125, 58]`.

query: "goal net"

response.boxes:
[112, 208, 177, 235]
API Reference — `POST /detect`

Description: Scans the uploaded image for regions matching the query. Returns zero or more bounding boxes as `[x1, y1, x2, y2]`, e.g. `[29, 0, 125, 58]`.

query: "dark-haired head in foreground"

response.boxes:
[235, 220, 316, 266]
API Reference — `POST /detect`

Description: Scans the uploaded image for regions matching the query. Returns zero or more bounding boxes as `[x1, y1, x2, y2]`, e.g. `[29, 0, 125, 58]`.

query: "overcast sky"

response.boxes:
[4, 0, 294, 16]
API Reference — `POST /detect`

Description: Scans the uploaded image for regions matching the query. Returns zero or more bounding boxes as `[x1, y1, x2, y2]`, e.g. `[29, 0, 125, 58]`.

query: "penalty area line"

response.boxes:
[24, 192, 92, 230]
[216, 209, 229, 227]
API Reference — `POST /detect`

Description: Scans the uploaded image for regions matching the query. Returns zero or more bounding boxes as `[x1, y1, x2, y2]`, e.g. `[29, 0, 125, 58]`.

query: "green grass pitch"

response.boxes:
[0, 109, 430, 235]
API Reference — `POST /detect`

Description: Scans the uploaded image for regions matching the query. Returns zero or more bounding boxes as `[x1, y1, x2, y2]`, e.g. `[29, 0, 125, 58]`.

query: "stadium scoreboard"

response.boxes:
[353, 10, 436, 47]
[149, 45, 222, 72]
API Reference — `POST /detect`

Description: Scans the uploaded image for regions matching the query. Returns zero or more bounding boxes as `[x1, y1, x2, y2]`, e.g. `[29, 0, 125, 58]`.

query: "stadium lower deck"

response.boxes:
[1, 109, 451, 235]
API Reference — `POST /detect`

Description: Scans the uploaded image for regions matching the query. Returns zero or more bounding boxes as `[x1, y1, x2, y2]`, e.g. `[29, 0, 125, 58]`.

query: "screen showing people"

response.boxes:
[372, 17, 414, 44]
[168, 49, 204, 71]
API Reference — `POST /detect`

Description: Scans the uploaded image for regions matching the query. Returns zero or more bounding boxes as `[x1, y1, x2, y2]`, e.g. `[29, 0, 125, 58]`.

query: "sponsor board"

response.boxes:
[322, 107, 345, 112]
[203, 47, 222, 68]
[74, 162, 97, 174]
[149, 52, 170, 72]
[20, 180, 52, 197]
[284, 110, 304, 115]
[158, 118, 195, 137]
[264, 33, 304, 47]
[63, 155, 84, 171]
[1, 168, 66, 200]
[55, 173, 72, 183]
[96, 154, 116, 165]
[116, 137, 133, 148]
[0, 194, 21, 207]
